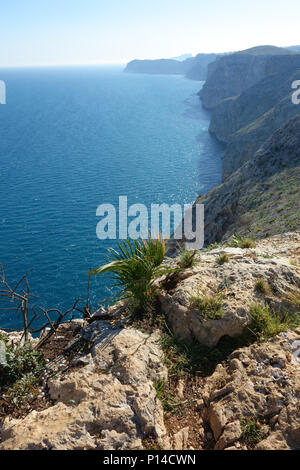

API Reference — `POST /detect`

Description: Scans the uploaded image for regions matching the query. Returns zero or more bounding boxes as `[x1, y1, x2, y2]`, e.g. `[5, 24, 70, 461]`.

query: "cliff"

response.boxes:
[210, 59, 300, 175]
[194, 46, 300, 244]
[196, 116, 300, 244]
[200, 46, 297, 110]
[124, 53, 218, 80]
[184, 53, 218, 80]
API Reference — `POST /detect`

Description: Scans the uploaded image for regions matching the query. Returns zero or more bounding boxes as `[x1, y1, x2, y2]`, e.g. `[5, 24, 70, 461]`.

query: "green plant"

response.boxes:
[0, 342, 45, 390]
[216, 254, 230, 265]
[178, 250, 198, 269]
[3, 373, 40, 409]
[228, 236, 256, 249]
[153, 380, 183, 414]
[286, 289, 300, 307]
[255, 278, 271, 295]
[0, 341, 45, 411]
[241, 418, 265, 447]
[247, 303, 300, 341]
[190, 291, 224, 320]
[204, 242, 220, 252]
[160, 322, 252, 378]
[89, 238, 172, 312]
[260, 254, 273, 259]
[290, 259, 298, 266]
[0, 331, 7, 343]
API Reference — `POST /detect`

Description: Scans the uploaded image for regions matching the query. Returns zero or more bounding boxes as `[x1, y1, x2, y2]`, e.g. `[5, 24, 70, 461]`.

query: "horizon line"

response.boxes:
[0, 43, 298, 69]
[0, 62, 128, 70]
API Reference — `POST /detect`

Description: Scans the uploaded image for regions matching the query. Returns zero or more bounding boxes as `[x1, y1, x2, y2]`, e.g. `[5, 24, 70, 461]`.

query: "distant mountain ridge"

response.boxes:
[124, 58, 194, 76]
[124, 53, 220, 81]
[235, 45, 295, 55]
[124, 46, 300, 82]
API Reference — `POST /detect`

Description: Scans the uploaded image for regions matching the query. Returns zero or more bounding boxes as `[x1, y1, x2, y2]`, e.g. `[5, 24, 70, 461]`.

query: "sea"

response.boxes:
[0, 65, 222, 329]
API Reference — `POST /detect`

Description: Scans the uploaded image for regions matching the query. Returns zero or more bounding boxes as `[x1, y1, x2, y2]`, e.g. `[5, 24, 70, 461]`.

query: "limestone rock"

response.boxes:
[0, 329, 35, 347]
[202, 330, 300, 450]
[0, 322, 168, 450]
[172, 427, 189, 450]
[160, 234, 300, 347]
[214, 420, 242, 450]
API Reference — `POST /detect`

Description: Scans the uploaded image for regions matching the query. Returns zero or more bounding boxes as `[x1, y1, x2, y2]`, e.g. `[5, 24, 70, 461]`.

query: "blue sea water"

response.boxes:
[0, 66, 222, 329]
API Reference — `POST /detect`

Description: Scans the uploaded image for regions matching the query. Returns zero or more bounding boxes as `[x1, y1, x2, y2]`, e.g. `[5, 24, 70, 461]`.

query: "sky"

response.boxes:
[0, 0, 300, 67]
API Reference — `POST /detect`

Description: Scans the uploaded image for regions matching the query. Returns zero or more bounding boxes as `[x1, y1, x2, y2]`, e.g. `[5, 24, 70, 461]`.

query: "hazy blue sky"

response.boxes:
[1, 0, 300, 66]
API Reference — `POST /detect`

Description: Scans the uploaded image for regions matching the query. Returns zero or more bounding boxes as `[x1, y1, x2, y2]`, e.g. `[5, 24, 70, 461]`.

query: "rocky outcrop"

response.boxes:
[160, 233, 300, 347]
[202, 330, 300, 450]
[1, 232, 300, 451]
[0, 323, 168, 450]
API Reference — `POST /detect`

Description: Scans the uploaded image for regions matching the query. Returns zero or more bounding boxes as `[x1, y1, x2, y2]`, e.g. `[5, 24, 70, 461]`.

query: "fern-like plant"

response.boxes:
[89, 238, 171, 312]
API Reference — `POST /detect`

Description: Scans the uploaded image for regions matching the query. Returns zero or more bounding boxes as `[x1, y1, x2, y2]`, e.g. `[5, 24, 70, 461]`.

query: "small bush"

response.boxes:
[0, 331, 7, 343]
[229, 236, 256, 249]
[247, 303, 300, 341]
[3, 373, 40, 409]
[0, 342, 45, 390]
[255, 278, 271, 295]
[190, 291, 224, 320]
[0, 342, 46, 410]
[216, 254, 230, 265]
[178, 250, 198, 269]
[286, 289, 300, 307]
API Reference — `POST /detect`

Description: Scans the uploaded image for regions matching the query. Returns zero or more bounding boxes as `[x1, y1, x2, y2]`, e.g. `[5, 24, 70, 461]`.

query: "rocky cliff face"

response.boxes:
[208, 56, 300, 176]
[184, 53, 218, 80]
[124, 54, 218, 80]
[196, 116, 300, 244]
[200, 46, 296, 110]
[195, 46, 300, 244]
